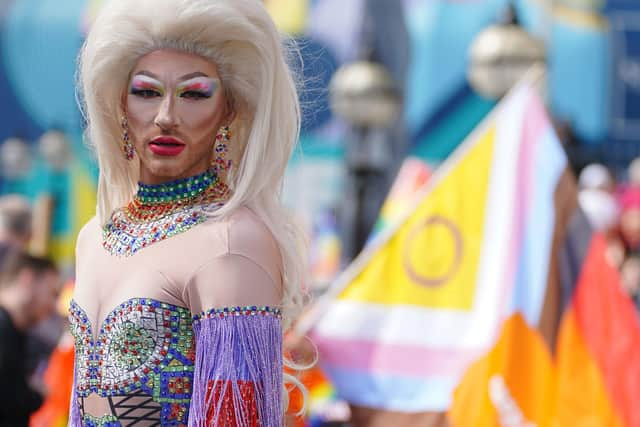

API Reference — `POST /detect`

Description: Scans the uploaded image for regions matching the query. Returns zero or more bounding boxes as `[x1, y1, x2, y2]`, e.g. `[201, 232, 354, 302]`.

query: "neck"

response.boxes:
[136, 167, 219, 205]
[138, 162, 213, 186]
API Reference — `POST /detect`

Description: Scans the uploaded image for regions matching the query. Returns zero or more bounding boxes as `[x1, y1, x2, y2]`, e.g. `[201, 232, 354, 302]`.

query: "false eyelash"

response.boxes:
[130, 88, 162, 98]
[180, 91, 211, 99]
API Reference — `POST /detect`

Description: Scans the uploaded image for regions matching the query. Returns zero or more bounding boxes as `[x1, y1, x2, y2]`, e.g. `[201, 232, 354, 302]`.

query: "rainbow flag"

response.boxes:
[553, 234, 640, 426]
[450, 233, 640, 427]
[308, 80, 568, 412]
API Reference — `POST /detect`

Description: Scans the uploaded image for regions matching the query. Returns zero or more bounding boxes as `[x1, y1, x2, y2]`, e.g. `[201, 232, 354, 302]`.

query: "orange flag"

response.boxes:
[449, 313, 554, 427]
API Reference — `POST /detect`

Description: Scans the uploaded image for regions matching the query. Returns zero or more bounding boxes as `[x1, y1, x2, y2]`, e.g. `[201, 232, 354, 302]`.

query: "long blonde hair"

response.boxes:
[78, 0, 309, 409]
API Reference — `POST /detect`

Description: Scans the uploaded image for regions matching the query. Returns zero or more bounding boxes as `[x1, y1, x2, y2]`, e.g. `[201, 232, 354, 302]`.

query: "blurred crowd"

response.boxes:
[0, 195, 71, 427]
[579, 160, 640, 308]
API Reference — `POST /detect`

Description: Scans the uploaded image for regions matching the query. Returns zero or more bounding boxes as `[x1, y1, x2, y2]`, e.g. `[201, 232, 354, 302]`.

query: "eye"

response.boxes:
[180, 91, 210, 99]
[130, 88, 161, 99]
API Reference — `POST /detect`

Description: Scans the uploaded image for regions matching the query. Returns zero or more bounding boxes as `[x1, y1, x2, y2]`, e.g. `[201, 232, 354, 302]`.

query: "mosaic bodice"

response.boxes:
[69, 298, 196, 426]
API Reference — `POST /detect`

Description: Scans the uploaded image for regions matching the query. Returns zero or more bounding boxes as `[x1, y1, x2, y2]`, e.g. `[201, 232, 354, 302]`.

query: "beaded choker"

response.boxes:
[103, 168, 230, 257]
[125, 168, 229, 223]
[136, 168, 217, 205]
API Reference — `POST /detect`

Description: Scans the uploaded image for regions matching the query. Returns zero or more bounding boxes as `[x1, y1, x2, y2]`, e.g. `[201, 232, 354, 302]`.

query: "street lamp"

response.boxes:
[329, 61, 402, 128]
[329, 61, 403, 260]
[467, 5, 546, 99]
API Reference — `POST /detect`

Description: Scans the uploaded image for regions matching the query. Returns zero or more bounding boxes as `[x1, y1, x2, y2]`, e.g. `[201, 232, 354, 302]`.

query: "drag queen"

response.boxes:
[68, 0, 306, 425]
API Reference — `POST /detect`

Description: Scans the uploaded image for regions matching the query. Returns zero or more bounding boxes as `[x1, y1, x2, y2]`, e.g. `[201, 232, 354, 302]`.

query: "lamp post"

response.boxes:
[467, 4, 546, 99]
[329, 61, 402, 260]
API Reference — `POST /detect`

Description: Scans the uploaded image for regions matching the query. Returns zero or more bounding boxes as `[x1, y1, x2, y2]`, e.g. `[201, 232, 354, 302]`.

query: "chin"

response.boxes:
[143, 159, 188, 180]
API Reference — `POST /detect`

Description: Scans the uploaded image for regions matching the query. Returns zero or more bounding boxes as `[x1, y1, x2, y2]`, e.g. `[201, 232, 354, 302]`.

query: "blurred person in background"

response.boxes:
[617, 187, 640, 256]
[577, 164, 625, 269]
[627, 157, 640, 188]
[0, 194, 33, 263]
[0, 251, 60, 426]
[0, 194, 62, 402]
[577, 163, 619, 233]
[620, 254, 640, 310]
[612, 159, 640, 307]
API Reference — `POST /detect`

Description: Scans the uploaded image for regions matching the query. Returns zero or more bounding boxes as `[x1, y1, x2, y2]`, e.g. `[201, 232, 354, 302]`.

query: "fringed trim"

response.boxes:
[68, 365, 82, 427]
[188, 311, 283, 426]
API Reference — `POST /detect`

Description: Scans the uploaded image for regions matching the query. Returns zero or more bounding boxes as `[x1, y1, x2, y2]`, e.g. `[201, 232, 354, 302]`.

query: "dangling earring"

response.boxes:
[121, 116, 134, 161]
[213, 126, 232, 173]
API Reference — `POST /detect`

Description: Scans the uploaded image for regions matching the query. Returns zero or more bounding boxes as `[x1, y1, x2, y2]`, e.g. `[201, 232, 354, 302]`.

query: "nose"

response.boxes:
[154, 95, 179, 131]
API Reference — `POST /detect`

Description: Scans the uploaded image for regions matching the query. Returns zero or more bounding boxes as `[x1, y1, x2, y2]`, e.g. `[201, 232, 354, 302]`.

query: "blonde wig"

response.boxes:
[78, 0, 309, 409]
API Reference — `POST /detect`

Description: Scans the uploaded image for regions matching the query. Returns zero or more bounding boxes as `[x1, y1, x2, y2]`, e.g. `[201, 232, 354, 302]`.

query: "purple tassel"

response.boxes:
[68, 365, 82, 426]
[188, 313, 283, 426]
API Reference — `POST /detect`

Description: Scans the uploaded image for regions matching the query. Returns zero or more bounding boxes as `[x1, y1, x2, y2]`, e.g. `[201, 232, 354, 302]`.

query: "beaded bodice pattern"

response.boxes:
[69, 297, 281, 426]
[69, 298, 196, 426]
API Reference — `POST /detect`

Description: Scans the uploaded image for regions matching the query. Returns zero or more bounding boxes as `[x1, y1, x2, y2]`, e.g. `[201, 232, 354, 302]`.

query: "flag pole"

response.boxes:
[295, 65, 546, 336]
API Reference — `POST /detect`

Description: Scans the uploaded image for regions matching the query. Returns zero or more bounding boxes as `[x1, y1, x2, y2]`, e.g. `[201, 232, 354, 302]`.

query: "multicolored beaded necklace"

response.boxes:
[103, 168, 229, 257]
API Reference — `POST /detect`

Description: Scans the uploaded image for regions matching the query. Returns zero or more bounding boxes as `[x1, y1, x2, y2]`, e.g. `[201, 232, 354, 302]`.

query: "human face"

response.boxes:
[125, 49, 234, 184]
[26, 270, 60, 327]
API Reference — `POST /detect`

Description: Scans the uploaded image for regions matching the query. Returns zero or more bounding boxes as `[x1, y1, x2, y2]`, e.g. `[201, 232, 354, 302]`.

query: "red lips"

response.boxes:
[149, 136, 186, 156]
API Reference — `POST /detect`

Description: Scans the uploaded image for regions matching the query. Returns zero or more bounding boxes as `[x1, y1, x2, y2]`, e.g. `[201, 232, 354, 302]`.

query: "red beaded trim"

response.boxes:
[205, 380, 260, 427]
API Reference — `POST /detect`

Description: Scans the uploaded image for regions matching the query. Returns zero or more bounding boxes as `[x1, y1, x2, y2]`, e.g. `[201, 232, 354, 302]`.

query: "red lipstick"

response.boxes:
[149, 136, 186, 156]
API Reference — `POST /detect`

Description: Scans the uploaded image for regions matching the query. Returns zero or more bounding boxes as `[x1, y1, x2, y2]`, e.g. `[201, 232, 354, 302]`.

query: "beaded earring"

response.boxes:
[121, 116, 134, 161]
[213, 126, 232, 173]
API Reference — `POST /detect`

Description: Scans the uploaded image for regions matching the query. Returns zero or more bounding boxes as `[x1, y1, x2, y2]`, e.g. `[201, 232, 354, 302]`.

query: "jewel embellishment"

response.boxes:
[193, 305, 282, 322]
[213, 126, 232, 174]
[102, 168, 229, 257]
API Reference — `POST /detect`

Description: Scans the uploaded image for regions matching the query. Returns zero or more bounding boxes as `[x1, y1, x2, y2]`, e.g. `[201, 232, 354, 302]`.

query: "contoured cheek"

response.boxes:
[127, 75, 166, 127]
[174, 77, 223, 131]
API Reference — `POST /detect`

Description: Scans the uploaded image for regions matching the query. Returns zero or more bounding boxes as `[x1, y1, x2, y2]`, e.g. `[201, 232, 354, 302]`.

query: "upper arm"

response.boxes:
[185, 253, 281, 315]
[184, 211, 285, 426]
[184, 209, 283, 315]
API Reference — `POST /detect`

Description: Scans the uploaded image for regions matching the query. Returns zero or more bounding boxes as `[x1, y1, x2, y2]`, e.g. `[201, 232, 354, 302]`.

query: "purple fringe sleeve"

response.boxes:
[68, 365, 81, 427]
[188, 307, 283, 427]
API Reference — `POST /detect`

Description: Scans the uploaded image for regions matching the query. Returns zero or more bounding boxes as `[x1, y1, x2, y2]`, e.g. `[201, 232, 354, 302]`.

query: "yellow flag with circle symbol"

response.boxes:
[339, 126, 495, 310]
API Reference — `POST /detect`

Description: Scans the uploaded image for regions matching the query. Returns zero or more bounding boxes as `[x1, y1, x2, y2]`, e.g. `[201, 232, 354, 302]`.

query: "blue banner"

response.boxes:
[609, 11, 640, 141]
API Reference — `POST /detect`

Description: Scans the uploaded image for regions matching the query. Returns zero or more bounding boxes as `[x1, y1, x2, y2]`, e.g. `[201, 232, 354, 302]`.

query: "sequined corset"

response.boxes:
[69, 298, 196, 426]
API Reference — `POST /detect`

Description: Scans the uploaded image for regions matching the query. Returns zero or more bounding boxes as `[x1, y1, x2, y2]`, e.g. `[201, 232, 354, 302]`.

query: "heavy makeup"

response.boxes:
[125, 49, 234, 184]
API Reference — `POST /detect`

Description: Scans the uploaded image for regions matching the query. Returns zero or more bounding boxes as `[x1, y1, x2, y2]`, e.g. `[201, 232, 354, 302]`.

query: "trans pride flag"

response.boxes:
[307, 81, 568, 412]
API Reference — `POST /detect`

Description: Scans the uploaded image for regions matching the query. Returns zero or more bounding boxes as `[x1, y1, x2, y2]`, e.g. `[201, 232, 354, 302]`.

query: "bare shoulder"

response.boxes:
[226, 206, 279, 256]
[225, 207, 282, 286]
[76, 216, 101, 253]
